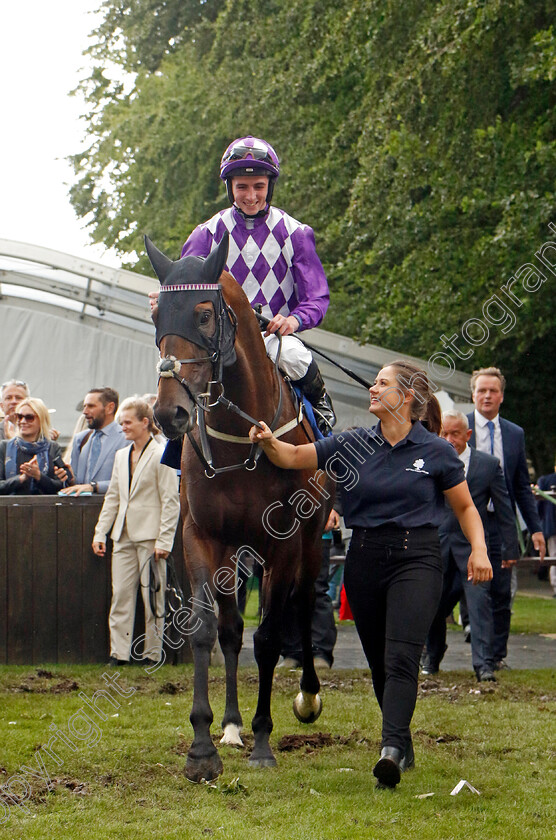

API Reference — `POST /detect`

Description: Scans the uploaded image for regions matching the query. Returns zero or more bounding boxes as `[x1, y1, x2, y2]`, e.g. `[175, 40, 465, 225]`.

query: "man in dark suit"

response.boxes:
[424, 411, 519, 681]
[536, 463, 556, 596]
[467, 367, 546, 669]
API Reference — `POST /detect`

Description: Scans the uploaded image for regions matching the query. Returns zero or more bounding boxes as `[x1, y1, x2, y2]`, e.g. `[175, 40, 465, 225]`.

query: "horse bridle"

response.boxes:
[156, 281, 239, 407]
[156, 352, 220, 414]
[156, 288, 287, 477]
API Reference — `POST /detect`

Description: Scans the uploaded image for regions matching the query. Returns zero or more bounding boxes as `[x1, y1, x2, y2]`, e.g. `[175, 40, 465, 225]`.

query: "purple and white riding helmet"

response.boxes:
[220, 135, 280, 203]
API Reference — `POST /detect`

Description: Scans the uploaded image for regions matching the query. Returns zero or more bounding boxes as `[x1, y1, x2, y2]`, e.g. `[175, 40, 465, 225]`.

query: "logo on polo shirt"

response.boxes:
[405, 458, 430, 475]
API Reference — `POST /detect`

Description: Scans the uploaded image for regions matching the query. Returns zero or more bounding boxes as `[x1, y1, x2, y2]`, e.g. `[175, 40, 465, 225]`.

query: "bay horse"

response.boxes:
[146, 233, 334, 782]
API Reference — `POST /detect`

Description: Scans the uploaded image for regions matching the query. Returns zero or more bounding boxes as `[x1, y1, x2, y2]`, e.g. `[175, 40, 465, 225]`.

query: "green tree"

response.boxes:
[70, 0, 556, 469]
[88, 0, 222, 72]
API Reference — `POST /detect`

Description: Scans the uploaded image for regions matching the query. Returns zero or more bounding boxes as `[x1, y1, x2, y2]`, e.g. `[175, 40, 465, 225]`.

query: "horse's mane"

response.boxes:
[219, 270, 254, 314]
[218, 270, 267, 347]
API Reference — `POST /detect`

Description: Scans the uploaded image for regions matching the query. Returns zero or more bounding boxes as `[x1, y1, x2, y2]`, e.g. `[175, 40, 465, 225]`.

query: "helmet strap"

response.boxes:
[266, 177, 276, 204]
[232, 202, 270, 221]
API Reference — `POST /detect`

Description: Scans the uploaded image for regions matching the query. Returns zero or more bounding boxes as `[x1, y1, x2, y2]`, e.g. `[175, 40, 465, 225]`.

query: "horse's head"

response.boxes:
[146, 234, 237, 439]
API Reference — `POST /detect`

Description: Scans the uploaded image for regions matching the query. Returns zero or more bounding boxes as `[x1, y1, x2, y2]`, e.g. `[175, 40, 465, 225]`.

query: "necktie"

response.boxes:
[88, 430, 103, 479]
[486, 420, 495, 455]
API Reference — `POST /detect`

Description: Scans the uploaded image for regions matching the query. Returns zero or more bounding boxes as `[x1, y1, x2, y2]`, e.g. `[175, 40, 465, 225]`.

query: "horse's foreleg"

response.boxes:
[217, 592, 244, 746]
[186, 576, 223, 782]
[249, 578, 289, 768]
[293, 569, 322, 724]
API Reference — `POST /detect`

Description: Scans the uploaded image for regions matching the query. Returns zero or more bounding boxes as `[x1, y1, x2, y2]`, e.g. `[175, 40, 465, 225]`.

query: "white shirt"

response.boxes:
[474, 410, 504, 513]
[474, 409, 504, 467]
[458, 443, 471, 477]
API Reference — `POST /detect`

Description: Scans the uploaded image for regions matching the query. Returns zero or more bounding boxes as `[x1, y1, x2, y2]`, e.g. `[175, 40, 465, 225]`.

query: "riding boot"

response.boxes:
[293, 360, 336, 437]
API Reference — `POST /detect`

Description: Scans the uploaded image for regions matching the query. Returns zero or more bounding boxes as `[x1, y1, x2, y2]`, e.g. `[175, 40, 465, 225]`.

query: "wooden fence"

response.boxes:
[0, 496, 191, 665]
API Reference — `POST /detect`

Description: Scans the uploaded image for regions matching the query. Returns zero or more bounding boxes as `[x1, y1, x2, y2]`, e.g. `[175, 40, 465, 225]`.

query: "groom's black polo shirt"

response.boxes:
[314, 421, 464, 529]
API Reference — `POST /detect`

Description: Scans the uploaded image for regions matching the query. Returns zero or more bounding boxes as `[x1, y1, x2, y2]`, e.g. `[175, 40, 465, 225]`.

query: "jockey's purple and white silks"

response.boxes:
[181, 205, 329, 331]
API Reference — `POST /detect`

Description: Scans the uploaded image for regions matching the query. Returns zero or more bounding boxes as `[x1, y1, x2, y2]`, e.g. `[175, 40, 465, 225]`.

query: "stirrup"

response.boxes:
[294, 360, 336, 436]
[312, 398, 336, 436]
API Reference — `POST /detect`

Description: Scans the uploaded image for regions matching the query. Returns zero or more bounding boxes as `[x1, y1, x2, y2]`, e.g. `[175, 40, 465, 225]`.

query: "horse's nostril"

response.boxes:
[174, 405, 188, 421]
[154, 403, 195, 437]
[154, 404, 176, 429]
[175, 405, 194, 434]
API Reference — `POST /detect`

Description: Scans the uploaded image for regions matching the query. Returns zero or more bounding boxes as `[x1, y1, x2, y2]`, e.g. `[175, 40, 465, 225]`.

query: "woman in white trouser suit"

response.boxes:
[93, 398, 180, 664]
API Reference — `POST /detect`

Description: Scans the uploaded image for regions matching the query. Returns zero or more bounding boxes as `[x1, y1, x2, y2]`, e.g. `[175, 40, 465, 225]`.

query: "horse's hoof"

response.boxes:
[248, 755, 277, 768]
[184, 752, 223, 783]
[293, 690, 322, 723]
[220, 723, 244, 747]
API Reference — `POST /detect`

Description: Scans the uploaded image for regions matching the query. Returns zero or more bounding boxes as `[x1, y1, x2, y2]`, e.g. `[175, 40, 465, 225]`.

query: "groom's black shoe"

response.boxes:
[399, 739, 415, 772]
[373, 746, 403, 788]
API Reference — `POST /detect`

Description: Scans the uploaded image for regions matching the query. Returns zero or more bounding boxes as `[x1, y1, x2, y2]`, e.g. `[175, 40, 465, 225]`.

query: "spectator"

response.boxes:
[0, 380, 30, 441]
[141, 393, 166, 444]
[250, 359, 491, 789]
[423, 410, 519, 681]
[278, 507, 339, 670]
[62, 411, 89, 463]
[60, 387, 127, 496]
[468, 367, 546, 670]
[92, 398, 180, 666]
[327, 526, 346, 606]
[536, 461, 556, 597]
[0, 397, 64, 495]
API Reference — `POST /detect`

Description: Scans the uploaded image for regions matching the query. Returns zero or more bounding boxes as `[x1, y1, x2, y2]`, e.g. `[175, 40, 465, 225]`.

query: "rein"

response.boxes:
[157, 293, 302, 478]
[254, 309, 374, 390]
[187, 349, 287, 477]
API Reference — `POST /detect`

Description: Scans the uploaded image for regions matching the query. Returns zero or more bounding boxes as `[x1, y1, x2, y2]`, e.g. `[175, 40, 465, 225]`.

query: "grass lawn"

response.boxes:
[443, 593, 556, 637]
[509, 593, 556, 635]
[0, 663, 554, 840]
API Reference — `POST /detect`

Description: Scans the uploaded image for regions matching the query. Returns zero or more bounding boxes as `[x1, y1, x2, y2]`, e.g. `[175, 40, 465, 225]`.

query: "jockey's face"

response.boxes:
[231, 175, 269, 216]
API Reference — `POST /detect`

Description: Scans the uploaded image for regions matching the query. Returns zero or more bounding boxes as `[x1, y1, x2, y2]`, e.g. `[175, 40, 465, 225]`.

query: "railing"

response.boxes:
[0, 496, 191, 665]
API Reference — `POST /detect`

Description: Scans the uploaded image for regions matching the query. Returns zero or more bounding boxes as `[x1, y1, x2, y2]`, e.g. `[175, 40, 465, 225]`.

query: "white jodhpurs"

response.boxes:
[263, 334, 313, 380]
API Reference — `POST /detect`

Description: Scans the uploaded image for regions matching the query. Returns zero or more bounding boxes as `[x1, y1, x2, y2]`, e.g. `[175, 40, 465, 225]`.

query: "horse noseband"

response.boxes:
[157, 356, 182, 378]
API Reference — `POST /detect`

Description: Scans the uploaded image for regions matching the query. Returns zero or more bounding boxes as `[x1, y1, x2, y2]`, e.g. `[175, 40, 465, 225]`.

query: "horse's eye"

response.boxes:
[199, 310, 212, 325]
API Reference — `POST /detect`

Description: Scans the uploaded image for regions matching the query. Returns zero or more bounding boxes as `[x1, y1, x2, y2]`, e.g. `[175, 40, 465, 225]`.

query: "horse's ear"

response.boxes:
[144, 235, 173, 284]
[203, 232, 229, 282]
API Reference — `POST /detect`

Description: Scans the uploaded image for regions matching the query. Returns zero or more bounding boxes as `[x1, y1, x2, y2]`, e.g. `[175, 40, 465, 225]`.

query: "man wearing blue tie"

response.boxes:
[60, 388, 127, 496]
[467, 367, 546, 670]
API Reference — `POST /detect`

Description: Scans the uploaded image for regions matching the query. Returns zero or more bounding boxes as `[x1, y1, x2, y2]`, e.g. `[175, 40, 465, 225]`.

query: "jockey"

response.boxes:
[152, 135, 336, 434]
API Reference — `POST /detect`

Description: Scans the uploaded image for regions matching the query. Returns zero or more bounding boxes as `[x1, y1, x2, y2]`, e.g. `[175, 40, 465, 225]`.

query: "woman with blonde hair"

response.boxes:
[0, 397, 64, 495]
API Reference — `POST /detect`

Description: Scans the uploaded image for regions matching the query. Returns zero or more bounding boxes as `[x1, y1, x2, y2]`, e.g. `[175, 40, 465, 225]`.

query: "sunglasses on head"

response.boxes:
[16, 413, 37, 422]
[2, 380, 27, 389]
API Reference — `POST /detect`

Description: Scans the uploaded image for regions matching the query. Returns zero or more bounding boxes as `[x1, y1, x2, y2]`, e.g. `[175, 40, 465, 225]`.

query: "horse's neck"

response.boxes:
[224, 341, 277, 420]
[215, 276, 288, 429]
[209, 314, 278, 431]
